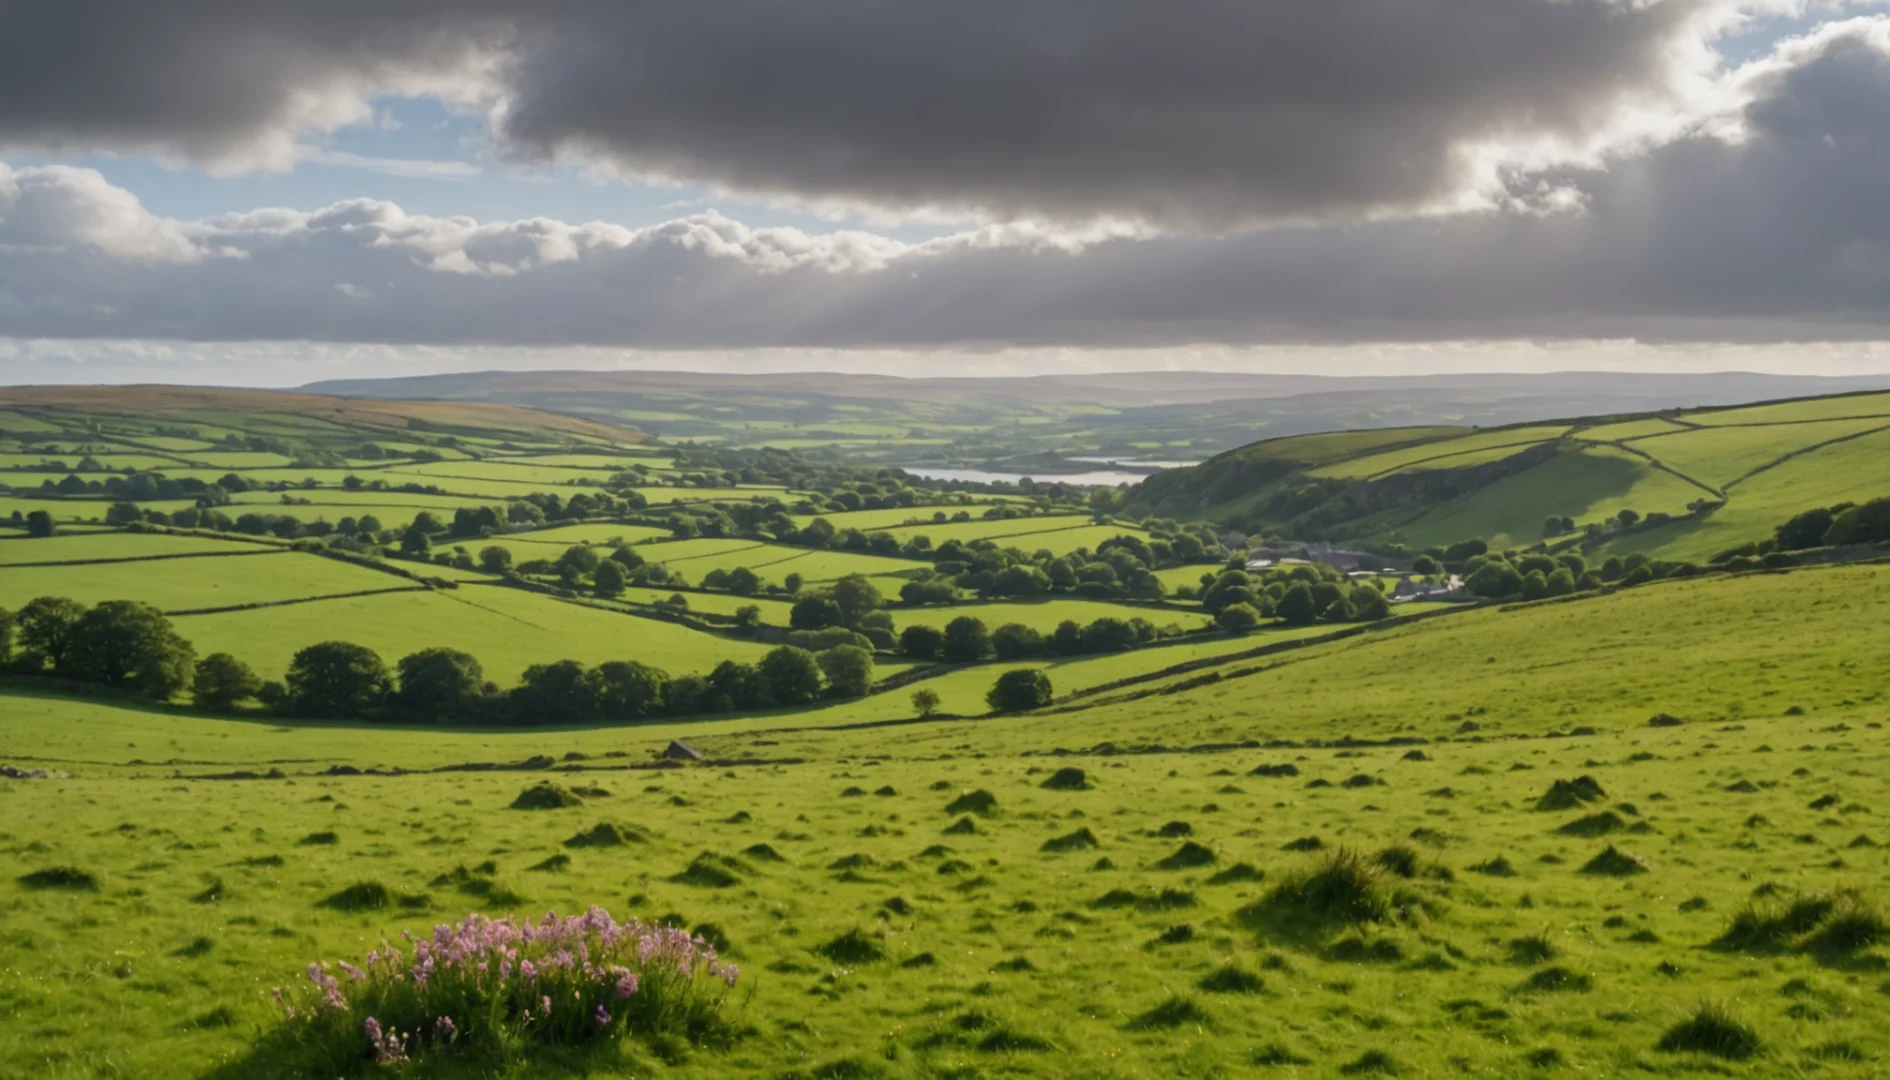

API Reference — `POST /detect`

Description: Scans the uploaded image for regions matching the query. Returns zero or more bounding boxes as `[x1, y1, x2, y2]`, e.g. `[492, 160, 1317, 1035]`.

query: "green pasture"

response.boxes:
[790, 505, 1004, 532]
[1575, 416, 1692, 441]
[1310, 424, 1570, 480]
[0, 497, 198, 523]
[613, 587, 795, 618]
[7, 562, 1890, 1077]
[1597, 425, 1890, 562]
[1686, 390, 1890, 426]
[639, 540, 927, 583]
[0, 451, 188, 471]
[0, 532, 269, 565]
[1360, 444, 1710, 551]
[394, 460, 629, 486]
[1625, 415, 1890, 491]
[0, 550, 410, 613]
[878, 514, 1094, 545]
[167, 584, 771, 685]
[891, 597, 1210, 635]
[1240, 424, 1465, 465]
[188, 451, 299, 468]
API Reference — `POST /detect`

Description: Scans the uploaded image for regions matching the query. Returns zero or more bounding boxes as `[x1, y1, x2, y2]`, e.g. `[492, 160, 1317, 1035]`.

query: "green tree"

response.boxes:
[941, 616, 992, 663]
[759, 646, 825, 706]
[285, 642, 392, 718]
[0, 606, 12, 667]
[1520, 570, 1551, 600]
[911, 687, 942, 719]
[1823, 497, 1890, 546]
[589, 661, 669, 721]
[479, 545, 513, 573]
[899, 623, 945, 659]
[557, 545, 600, 575]
[817, 645, 875, 699]
[399, 526, 432, 557]
[727, 567, 761, 596]
[991, 623, 1047, 660]
[790, 594, 844, 631]
[24, 510, 55, 538]
[593, 558, 627, 598]
[1467, 561, 1524, 599]
[829, 574, 884, 627]
[1215, 602, 1261, 635]
[396, 648, 488, 723]
[1616, 508, 1641, 528]
[1411, 554, 1440, 576]
[14, 596, 85, 671]
[67, 600, 196, 699]
[509, 659, 599, 724]
[1276, 583, 1320, 626]
[1349, 585, 1392, 621]
[105, 502, 143, 526]
[192, 652, 261, 710]
[1079, 617, 1137, 652]
[986, 668, 1053, 713]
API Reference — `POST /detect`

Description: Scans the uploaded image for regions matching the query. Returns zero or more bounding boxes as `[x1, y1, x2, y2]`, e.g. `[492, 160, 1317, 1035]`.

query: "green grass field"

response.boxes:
[0, 532, 271, 565]
[891, 597, 1209, 635]
[166, 584, 774, 684]
[0, 550, 409, 613]
[7, 561, 1890, 1078]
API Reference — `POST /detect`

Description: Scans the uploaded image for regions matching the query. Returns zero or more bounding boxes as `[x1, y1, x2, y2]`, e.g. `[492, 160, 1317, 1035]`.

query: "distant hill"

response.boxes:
[298, 369, 1890, 467]
[0, 385, 638, 446]
[1125, 388, 1890, 562]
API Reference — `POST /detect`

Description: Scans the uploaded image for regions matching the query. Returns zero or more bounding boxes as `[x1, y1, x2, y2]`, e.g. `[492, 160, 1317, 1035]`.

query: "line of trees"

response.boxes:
[0, 595, 876, 726]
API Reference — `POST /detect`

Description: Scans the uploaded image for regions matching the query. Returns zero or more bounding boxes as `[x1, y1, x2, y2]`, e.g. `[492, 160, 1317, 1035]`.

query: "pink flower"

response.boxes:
[541, 995, 552, 1015]
[615, 971, 640, 998]
[594, 1004, 611, 1030]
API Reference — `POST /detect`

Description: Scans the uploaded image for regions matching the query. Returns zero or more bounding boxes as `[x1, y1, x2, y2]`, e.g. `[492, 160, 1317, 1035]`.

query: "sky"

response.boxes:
[3, 1, 1890, 386]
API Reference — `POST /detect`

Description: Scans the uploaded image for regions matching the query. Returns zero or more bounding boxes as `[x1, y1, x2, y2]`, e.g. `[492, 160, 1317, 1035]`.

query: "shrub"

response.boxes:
[944, 789, 998, 816]
[268, 908, 736, 1071]
[986, 669, 1053, 713]
[1040, 767, 1089, 790]
[815, 928, 885, 965]
[1254, 849, 1411, 927]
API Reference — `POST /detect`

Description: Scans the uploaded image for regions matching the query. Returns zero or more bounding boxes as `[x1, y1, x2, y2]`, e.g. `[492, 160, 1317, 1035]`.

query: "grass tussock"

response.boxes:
[319, 881, 391, 912]
[1124, 995, 1211, 1031]
[1535, 776, 1606, 812]
[1197, 965, 1265, 994]
[815, 928, 885, 965]
[671, 853, 749, 889]
[1247, 849, 1431, 930]
[1041, 827, 1099, 853]
[1040, 767, 1090, 790]
[944, 790, 998, 816]
[1579, 846, 1649, 876]
[1655, 1002, 1762, 1059]
[1556, 811, 1627, 837]
[1206, 862, 1264, 885]
[1154, 841, 1217, 870]
[511, 782, 583, 810]
[564, 822, 644, 848]
[1714, 888, 1888, 955]
[18, 866, 99, 891]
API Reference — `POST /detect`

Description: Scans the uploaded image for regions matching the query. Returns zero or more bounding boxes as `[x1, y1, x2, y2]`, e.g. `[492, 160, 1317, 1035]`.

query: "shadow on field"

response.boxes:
[201, 1026, 651, 1080]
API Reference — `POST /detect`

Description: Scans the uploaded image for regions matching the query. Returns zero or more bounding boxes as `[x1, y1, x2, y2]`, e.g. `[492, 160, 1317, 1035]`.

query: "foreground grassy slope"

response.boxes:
[6, 562, 1890, 1078]
[1130, 389, 1890, 559]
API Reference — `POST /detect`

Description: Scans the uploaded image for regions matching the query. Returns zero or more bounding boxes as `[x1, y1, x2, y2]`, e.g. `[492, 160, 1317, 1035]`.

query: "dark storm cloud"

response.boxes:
[0, 0, 1723, 225]
[2, 25, 1889, 347]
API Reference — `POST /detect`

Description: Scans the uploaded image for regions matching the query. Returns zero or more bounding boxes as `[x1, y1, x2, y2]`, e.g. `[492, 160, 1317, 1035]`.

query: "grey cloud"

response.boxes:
[2, 26, 1889, 348]
[0, 0, 1725, 225]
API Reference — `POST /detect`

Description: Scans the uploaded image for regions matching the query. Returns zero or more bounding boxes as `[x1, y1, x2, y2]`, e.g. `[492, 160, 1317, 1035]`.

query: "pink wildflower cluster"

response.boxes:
[273, 907, 736, 1064]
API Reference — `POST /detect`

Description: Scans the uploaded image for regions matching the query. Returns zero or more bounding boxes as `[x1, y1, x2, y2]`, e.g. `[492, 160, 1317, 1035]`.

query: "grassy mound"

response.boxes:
[1556, 812, 1627, 837]
[1655, 1003, 1762, 1059]
[1250, 763, 1300, 778]
[1579, 846, 1649, 876]
[320, 881, 391, 911]
[1247, 849, 1428, 929]
[944, 790, 999, 816]
[1154, 842, 1217, 870]
[1196, 965, 1265, 994]
[1040, 767, 1090, 791]
[511, 782, 583, 810]
[1534, 776, 1606, 812]
[1715, 888, 1888, 955]
[1041, 827, 1100, 853]
[17, 866, 98, 891]
[1206, 862, 1264, 885]
[564, 822, 644, 848]
[815, 928, 886, 965]
[671, 853, 749, 889]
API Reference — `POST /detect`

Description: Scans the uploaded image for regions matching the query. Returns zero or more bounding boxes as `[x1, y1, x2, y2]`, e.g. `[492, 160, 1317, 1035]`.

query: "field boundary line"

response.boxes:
[0, 548, 287, 569]
[164, 585, 427, 617]
[1721, 420, 1890, 492]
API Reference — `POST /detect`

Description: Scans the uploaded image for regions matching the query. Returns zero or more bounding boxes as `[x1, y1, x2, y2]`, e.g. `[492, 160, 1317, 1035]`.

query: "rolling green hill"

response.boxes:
[1127, 389, 1890, 559]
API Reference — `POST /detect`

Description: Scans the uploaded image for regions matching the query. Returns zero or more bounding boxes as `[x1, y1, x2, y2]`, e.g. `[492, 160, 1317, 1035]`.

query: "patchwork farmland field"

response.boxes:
[11, 385, 1890, 1079]
[7, 562, 1890, 1079]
